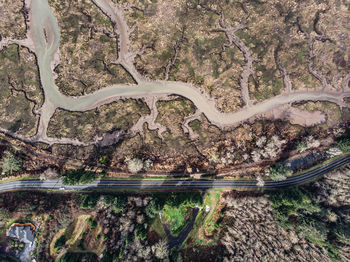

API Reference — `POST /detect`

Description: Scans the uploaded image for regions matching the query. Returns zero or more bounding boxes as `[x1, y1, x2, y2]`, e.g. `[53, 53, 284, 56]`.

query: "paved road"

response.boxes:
[0, 155, 349, 192]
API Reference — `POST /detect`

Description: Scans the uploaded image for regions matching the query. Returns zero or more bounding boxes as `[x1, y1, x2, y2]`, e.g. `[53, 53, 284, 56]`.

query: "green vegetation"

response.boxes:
[162, 205, 188, 235]
[135, 224, 147, 240]
[127, 158, 154, 173]
[80, 194, 100, 209]
[269, 187, 320, 228]
[0, 254, 19, 262]
[127, 158, 143, 173]
[144, 192, 203, 236]
[62, 169, 97, 185]
[334, 224, 350, 245]
[77, 236, 85, 251]
[159, 192, 202, 236]
[269, 187, 349, 260]
[269, 164, 293, 181]
[88, 217, 97, 230]
[54, 235, 66, 251]
[295, 141, 307, 152]
[57, 252, 97, 262]
[8, 238, 25, 252]
[103, 194, 127, 213]
[202, 190, 221, 235]
[337, 138, 350, 153]
[145, 199, 160, 219]
[0, 152, 22, 176]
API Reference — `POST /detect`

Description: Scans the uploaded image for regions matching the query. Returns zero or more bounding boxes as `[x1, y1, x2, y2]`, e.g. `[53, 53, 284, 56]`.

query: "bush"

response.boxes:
[77, 238, 84, 251]
[337, 138, 350, 152]
[269, 164, 293, 181]
[334, 224, 350, 245]
[0, 208, 10, 223]
[88, 217, 97, 230]
[297, 219, 328, 246]
[135, 224, 147, 240]
[57, 252, 97, 262]
[269, 187, 320, 228]
[145, 199, 159, 219]
[54, 235, 66, 251]
[80, 194, 100, 209]
[295, 141, 307, 152]
[127, 158, 143, 173]
[152, 238, 169, 260]
[1, 152, 22, 175]
[166, 192, 203, 208]
[144, 159, 153, 170]
[62, 169, 97, 185]
[103, 194, 127, 213]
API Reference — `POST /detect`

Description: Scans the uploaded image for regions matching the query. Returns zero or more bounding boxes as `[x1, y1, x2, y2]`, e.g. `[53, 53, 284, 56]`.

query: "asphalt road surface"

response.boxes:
[0, 154, 349, 192]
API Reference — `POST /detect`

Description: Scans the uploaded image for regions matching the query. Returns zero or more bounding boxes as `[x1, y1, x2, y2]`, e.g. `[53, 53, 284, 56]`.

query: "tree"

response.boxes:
[269, 187, 320, 228]
[296, 141, 307, 153]
[103, 194, 127, 213]
[57, 252, 97, 262]
[135, 224, 147, 240]
[62, 169, 97, 185]
[88, 218, 97, 230]
[297, 219, 328, 246]
[80, 194, 100, 209]
[144, 159, 153, 171]
[335, 224, 350, 245]
[152, 238, 169, 260]
[269, 164, 293, 181]
[0, 208, 10, 226]
[127, 158, 143, 173]
[1, 152, 22, 175]
[337, 138, 350, 153]
[54, 235, 66, 251]
[145, 199, 159, 219]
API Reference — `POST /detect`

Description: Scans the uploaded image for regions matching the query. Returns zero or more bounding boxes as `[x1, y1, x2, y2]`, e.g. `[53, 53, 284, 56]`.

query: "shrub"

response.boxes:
[127, 158, 143, 173]
[269, 164, 293, 181]
[166, 192, 203, 208]
[80, 194, 100, 209]
[145, 199, 159, 219]
[103, 195, 127, 213]
[88, 217, 97, 230]
[135, 224, 147, 240]
[54, 235, 66, 251]
[0, 208, 10, 223]
[77, 238, 84, 251]
[144, 159, 153, 171]
[62, 169, 97, 185]
[1, 152, 22, 175]
[334, 224, 350, 245]
[269, 187, 320, 228]
[57, 252, 97, 262]
[296, 141, 307, 152]
[152, 238, 169, 260]
[297, 219, 328, 246]
[337, 138, 350, 153]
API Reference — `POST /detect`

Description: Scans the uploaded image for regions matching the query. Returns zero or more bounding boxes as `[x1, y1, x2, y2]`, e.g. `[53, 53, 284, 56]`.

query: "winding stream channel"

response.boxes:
[28, 0, 350, 138]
